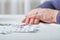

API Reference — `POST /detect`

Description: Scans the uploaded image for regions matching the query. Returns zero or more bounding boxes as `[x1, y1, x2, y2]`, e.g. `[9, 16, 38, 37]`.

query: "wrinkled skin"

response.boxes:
[22, 8, 58, 24]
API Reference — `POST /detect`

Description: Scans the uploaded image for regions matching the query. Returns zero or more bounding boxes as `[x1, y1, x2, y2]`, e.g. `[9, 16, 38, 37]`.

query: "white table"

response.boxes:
[0, 15, 60, 40]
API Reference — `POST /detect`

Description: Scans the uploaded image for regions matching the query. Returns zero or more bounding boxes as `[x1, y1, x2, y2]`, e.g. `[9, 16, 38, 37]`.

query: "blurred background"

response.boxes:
[0, 0, 48, 15]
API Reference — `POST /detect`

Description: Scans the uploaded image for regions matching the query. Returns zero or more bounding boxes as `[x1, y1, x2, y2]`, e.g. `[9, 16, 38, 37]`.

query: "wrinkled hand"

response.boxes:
[22, 8, 58, 24]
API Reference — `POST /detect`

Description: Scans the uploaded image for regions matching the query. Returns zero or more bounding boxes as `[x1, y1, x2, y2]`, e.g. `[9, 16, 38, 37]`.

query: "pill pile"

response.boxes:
[0, 23, 39, 34]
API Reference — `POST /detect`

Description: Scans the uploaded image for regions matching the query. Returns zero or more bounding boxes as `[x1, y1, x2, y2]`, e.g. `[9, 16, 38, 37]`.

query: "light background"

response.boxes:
[0, 0, 48, 15]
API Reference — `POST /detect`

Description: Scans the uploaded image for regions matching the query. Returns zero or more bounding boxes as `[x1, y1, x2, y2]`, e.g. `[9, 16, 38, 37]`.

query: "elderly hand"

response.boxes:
[22, 8, 58, 24]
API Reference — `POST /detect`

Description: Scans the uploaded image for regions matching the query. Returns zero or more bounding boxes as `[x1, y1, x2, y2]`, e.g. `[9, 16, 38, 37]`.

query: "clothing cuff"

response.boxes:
[56, 11, 60, 24]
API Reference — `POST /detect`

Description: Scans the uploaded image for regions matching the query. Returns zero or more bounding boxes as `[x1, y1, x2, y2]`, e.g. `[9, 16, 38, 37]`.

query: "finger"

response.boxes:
[29, 18, 34, 24]
[25, 18, 30, 24]
[34, 19, 39, 24]
[22, 18, 26, 23]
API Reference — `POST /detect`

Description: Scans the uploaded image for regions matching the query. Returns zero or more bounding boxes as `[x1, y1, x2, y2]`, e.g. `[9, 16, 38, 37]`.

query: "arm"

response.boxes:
[22, 1, 60, 24]
[37, 1, 60, 24]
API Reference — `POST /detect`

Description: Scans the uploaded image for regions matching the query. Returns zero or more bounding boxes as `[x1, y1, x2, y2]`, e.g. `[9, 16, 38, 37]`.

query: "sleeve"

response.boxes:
[37, 1, 56, 9]
[56, 11, 60, 24]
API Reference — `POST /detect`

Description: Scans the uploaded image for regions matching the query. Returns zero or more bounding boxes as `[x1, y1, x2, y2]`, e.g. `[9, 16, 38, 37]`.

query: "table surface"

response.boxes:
[0, 15, 60, 40]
